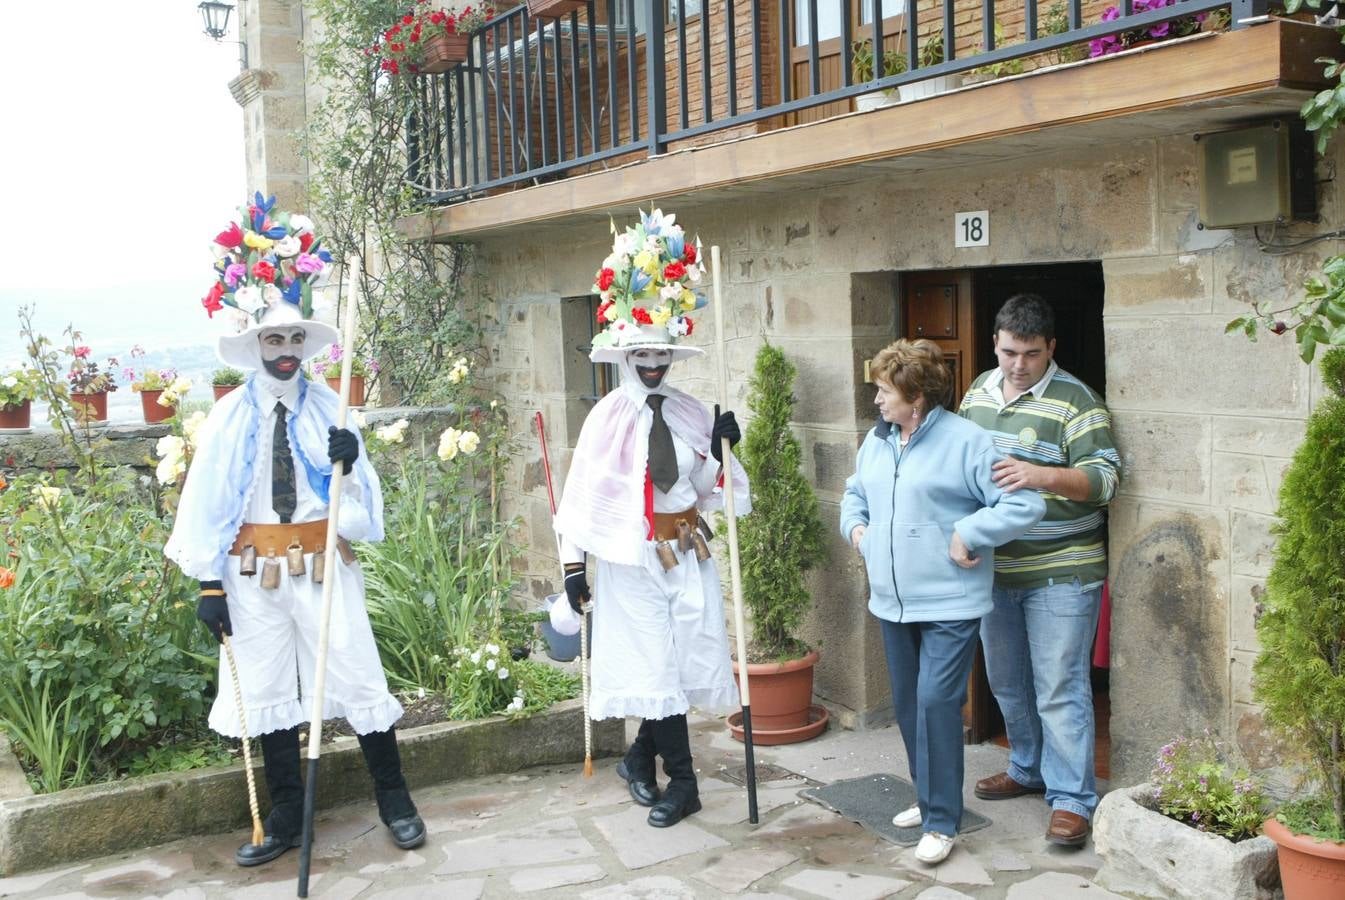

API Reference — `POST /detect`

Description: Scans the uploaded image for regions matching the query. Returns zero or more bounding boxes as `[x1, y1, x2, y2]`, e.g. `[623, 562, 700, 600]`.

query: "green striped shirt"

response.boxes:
[958, 364, 1120, 589]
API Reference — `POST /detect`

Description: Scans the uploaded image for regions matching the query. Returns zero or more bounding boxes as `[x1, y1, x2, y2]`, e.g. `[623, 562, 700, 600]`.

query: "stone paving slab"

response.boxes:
[0, 712, 1143, 900]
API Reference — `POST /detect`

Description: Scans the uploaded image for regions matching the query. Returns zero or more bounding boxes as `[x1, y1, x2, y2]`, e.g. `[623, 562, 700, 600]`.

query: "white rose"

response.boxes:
[376, 418, 409, 444]
[32, 485, 62, 508]
[171, 377, 193, 395]
[659, 284, 683, 303]
[156, 434, 187, 459]
[183, 411, 208, 446]
[262, 285, 283, 308]
[437, 427, 461, 461]
[233, 286, 263, 314]
[350, 409, 367, 428]
[457, 430, 480, 455]
[1, 376, 16, 388]
[613, 233, 636, 256]
[156, 455, 185, 486]
[289, 214, 315, 234]
[273, 235, 301, 258]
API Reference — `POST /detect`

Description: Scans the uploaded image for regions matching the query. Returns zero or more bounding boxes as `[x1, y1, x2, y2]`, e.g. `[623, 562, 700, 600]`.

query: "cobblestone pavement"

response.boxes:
[0, 714, 1130, 899]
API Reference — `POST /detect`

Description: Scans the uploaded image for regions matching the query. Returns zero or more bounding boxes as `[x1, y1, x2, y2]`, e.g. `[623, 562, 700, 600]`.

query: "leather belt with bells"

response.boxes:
[230, 519, 355, 587]
[650, 508, 713, 571]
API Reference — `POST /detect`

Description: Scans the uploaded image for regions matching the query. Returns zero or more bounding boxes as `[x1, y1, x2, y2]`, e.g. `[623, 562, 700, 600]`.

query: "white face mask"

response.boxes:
[255, 326, 307, 397]
[618, 348, 674, 398]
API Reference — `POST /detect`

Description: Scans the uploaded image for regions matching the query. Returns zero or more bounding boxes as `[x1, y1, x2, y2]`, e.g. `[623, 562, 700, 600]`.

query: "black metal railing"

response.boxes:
[405, 0, 1268, 204]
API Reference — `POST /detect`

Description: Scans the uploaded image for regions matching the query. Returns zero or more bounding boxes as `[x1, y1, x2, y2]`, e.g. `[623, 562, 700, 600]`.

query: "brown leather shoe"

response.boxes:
[973, 772, 1044, 800]
[1045, 809, 1091, 847]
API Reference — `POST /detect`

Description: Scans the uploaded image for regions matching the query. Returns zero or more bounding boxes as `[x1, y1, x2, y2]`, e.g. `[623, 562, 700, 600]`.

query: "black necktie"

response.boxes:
[272, 402, 297, 523]
[647, 394, 678, 494]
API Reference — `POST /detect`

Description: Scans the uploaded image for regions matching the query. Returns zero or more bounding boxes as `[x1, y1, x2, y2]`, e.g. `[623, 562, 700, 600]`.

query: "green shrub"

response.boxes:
[736, 343, 827, 661]
[1252, 346, 1345, 841]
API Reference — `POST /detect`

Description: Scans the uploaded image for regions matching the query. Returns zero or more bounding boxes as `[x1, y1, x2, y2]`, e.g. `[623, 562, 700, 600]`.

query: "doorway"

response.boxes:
[898, 261, 1110, 779]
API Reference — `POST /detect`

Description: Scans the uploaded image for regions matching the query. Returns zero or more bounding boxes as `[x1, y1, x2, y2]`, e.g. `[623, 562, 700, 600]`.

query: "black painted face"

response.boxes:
[632, 348, 672, 389]
[259, 327, 306, 380]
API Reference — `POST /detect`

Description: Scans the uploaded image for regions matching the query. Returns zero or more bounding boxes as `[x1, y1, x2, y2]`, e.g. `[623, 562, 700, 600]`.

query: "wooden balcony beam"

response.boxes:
[398, 20, 1337, 241]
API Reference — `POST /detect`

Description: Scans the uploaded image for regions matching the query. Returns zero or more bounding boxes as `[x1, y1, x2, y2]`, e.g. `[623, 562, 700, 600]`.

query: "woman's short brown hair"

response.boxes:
[870, 339, 953, 409]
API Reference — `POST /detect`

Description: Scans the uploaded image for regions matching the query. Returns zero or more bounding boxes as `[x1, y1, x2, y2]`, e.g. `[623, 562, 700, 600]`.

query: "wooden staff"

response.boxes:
[297, 259, 361, 898]
[710, 244, 759, 824]
[222, 635, 264, 847]
[535, 411, 593, 777]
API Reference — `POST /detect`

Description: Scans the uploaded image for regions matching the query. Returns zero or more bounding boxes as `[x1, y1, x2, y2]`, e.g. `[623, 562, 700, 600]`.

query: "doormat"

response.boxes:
[799, 773, 992, 847]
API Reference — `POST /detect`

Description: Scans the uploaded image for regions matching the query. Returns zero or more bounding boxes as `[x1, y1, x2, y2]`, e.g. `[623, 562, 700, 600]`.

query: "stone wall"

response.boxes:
[231, 0, 310, 210]
[468, 132, 1337, 784]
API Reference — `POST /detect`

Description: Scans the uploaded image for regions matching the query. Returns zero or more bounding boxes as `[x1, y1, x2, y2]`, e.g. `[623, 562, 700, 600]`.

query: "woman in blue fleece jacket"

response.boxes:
[840, 339, 1044, 865]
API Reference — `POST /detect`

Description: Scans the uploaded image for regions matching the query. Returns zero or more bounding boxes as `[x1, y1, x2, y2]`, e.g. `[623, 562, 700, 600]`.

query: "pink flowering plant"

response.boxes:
[65, 336, 118, 395]
[1088, 0, 1210, 57]
[311, 342, 380, 379]
[1150, 733, 1269, 841]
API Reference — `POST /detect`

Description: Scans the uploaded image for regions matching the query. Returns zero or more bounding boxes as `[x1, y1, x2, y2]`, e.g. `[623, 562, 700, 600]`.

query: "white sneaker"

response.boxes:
[914, 831, 955, 865]
[891, 804, 922, 828]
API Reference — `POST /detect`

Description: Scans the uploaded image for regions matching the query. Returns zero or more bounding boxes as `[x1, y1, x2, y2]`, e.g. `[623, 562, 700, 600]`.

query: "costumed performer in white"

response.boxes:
[166, 201, 424, 866]
[553, 209, 750, 828]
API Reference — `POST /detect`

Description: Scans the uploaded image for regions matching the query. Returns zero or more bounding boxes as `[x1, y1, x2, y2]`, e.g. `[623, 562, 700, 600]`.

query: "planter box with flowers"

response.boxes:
[1094, 735, 1279, 900]
[312, 343, 377, 407]
[0, 367, 41, 432]
[371, 3, 495, 77]
[66, 345, 118, 426]
[127, 352, 193, 425]
[1088, 0, 1228, 58]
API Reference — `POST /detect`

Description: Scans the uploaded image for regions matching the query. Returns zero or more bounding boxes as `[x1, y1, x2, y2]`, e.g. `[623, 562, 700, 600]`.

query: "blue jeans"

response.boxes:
[880, 616, 981, 836]
[982, 579, 1103, 820]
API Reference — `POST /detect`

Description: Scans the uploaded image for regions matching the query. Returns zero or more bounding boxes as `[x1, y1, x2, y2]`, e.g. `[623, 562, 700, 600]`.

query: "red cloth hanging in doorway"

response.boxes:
[1093, 580, 1111, 669]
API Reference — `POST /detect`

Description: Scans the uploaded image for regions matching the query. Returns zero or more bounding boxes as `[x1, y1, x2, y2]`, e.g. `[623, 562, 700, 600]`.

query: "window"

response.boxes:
[793, 0, 906, 46]
[613, 0, 704, 36]
[585, 296, 619, 398]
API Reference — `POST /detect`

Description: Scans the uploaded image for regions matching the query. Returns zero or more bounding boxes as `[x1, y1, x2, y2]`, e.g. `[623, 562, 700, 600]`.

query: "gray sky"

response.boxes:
[0, 1, 247, 365]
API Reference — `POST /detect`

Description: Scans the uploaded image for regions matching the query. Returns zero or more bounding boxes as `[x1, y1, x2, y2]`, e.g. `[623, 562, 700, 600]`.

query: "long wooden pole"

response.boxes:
[297, 258, 361, 898]
[710, 245, 759, 825]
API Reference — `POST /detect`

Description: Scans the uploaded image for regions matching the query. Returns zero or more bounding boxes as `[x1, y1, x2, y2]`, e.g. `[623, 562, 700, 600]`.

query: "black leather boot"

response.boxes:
[358, 727, 426, 850]
[235, 727, 304, 867]
[615, 718, 660, 807]
[647, 714, 701, 828]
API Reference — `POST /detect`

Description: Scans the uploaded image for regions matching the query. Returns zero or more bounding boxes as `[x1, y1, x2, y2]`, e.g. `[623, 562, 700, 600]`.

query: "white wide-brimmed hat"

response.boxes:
[216, 302, 339, 371]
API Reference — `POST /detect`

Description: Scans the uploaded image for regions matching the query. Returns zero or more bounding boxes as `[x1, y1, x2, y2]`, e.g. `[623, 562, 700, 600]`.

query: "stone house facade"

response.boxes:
[236, 0, 1335, 785]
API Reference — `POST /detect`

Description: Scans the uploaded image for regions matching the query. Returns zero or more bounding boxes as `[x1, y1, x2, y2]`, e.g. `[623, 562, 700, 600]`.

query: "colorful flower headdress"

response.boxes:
[590, 208, 706, 352]
[201, 192, 333, 327]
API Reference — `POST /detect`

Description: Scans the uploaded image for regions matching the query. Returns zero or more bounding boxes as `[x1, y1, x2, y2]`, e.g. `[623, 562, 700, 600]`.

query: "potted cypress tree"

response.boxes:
[729, 342, 829, 745]
[1253, 346, 1345, 898]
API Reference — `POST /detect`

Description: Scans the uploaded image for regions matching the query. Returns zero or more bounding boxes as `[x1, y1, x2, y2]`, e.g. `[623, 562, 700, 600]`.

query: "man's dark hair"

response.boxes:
[994, 294, 1055, 342]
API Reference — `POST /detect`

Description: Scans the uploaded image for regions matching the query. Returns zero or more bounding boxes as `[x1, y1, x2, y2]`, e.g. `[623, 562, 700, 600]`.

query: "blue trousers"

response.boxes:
[880, 616, 981, 836]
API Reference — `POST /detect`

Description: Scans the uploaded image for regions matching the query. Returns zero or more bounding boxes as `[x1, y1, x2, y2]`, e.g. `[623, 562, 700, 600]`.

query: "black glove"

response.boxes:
[328, 426, 359, 475]
[563, 563, 591, 615]
[196, 580, 232, 644]
[710, 405, 741, 464]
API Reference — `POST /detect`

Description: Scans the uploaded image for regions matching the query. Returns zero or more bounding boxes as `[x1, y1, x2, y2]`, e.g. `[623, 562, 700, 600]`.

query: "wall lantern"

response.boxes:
[198, 1, 234, 40]
[1196, 120, 1316, 230]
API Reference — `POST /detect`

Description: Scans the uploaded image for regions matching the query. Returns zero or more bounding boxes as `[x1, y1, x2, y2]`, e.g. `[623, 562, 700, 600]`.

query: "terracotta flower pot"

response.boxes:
[70, 390, 109, 424]
[420, 33, 469, 74]
[1264, 816, 1345, 900]
[727, 649, 829, 745]
[139, 390, 174, 424]
[213, 383, 241, 402]
[0, 401, 31, 431]
[326, 375, 366, 407]
[526, 0, 587, 18]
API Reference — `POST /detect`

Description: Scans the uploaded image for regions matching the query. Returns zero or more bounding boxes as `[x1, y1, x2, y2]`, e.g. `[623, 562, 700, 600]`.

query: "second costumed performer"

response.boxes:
[553, 210, 751, 828]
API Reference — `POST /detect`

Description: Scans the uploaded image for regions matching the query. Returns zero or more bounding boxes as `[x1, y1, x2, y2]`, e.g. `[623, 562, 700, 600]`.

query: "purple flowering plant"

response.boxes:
[310, 341, 380, 380]
[1151, 733, 1268, 841]
[1088, 0, 1210, 57]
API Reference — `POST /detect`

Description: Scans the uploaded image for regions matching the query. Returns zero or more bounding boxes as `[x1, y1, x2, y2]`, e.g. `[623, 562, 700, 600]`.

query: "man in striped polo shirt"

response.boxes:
[957, 294, 1120, 849]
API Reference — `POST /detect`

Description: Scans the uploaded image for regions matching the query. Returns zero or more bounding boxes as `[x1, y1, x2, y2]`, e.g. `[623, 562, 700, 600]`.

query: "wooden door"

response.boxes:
[785, 0, 909, 126]
[901, 269, 1001, 744]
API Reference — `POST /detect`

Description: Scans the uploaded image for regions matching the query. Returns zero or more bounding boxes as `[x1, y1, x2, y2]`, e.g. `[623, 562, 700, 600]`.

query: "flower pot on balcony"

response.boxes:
[326, 375, 366, 407]
[1263, 817, 1345, 900]
[526, 0, 587, 18]
[71, 390, 110, 425]
[901, 72, 964, 101]
[855, 88, 902, 112]
[420, 33, 469, 74]
[138, 390, 174, 424]
[0, 401, 31, 433]
[727, 650, 829, 745]
[213, 383, 240, 402]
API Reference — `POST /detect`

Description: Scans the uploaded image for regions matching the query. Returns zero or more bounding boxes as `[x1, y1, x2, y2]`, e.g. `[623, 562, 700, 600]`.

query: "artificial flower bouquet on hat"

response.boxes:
[201, 192, 333, 328]
[591, 208, 706, 350]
